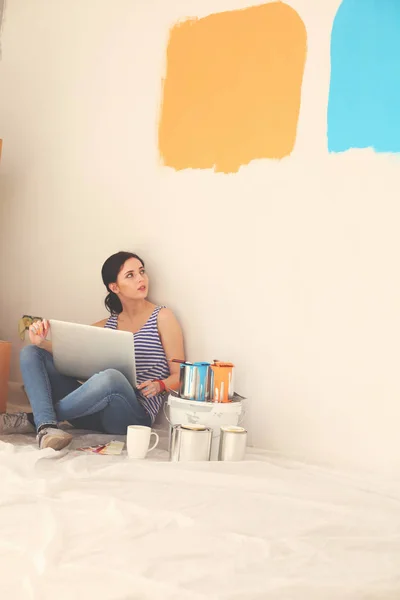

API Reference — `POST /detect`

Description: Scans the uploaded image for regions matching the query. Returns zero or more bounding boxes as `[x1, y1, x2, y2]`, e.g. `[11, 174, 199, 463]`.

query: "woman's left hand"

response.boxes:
[137, 380, 161, 398]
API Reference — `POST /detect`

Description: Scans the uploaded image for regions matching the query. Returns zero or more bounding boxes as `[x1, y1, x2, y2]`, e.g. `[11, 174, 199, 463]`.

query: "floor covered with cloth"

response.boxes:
[1, 422, 400, 600]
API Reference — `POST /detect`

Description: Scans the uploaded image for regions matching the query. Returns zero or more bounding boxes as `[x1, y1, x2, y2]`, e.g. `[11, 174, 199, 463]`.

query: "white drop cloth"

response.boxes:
[1, 429, 400, 600]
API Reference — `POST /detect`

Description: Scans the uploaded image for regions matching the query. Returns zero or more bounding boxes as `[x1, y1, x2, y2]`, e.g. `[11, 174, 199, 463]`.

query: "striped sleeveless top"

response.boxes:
[104, 306, 170, 423]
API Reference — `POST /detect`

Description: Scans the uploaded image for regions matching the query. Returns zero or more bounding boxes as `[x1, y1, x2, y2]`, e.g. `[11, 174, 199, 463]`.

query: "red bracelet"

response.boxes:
[156, 380, 166, 393]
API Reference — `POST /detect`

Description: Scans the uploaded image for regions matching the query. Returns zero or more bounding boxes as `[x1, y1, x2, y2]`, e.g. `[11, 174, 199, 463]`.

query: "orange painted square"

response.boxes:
[158, 2, 307, 174]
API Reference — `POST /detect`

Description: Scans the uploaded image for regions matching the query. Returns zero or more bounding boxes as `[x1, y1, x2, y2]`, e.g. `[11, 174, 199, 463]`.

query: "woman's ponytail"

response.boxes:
[104, 291, 123, 315]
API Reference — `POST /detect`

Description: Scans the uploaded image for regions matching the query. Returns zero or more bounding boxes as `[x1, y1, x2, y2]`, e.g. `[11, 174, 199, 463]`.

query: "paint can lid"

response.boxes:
[221, 426, 247, 434]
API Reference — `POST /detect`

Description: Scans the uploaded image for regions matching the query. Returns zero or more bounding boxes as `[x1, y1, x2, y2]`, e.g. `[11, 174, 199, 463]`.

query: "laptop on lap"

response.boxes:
[49, 319, 137, 388]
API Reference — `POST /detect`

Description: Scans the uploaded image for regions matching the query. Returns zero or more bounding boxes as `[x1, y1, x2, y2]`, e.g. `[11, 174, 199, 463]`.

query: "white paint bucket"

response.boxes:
[165, 394, 244, 460]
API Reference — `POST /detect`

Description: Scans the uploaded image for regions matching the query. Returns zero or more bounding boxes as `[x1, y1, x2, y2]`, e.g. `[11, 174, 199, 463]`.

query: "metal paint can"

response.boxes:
[218, 426, 247, 461]
[169, 424, 212, 462]
[179, 362, 211, 401]
[210, 362, 235, 403]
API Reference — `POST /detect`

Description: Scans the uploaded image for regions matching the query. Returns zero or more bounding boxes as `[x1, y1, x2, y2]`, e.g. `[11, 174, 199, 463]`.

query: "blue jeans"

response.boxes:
[20, 345, 152, 433]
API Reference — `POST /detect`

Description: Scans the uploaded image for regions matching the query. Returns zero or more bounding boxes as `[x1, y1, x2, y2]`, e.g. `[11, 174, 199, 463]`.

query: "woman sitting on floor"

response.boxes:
[0, 251, 184, 450]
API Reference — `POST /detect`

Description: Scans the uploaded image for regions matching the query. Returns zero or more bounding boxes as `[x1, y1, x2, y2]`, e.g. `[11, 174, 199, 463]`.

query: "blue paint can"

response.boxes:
[179, 362, 211, 402]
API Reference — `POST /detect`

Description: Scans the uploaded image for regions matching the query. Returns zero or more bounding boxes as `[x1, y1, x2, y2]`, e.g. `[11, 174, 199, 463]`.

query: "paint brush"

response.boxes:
[168, 358, 191, 365]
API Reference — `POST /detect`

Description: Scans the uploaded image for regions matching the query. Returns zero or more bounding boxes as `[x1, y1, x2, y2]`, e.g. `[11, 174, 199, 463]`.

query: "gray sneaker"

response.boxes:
[37, 428, 73, 451]
[0, 412, 36, 435]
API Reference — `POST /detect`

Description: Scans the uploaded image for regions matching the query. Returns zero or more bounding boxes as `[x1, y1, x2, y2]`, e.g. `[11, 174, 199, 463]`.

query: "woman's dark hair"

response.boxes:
[101, 251, 145, 314]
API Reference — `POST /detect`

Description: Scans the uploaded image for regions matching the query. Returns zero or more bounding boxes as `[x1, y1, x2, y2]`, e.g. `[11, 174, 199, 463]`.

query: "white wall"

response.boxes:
[1, 0, 400, 473]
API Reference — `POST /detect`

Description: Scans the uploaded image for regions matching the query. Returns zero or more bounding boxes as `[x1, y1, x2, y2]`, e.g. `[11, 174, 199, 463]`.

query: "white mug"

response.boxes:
[127, 425, 159, 459]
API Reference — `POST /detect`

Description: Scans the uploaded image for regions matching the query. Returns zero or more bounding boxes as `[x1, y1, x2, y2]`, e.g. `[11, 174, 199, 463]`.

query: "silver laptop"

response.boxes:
[50, 319, 137, 388]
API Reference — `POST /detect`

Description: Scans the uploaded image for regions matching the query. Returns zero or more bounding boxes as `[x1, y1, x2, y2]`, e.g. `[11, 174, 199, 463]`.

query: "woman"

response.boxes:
[0, 251, 184, 450]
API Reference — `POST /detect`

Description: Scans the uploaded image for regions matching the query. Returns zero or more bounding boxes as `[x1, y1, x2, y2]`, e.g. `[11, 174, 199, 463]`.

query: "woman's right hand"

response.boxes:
[28, 319, 50, 346]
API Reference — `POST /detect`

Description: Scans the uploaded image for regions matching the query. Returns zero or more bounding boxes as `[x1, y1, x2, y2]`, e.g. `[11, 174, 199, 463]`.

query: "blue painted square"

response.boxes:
[328, 0, 400, 153]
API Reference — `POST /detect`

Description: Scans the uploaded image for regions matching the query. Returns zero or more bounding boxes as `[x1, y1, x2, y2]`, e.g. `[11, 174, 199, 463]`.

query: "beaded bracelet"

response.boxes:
[155, 379, 166, 393]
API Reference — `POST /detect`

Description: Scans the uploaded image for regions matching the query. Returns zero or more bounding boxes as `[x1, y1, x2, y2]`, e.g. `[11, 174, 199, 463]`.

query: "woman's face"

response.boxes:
[110, 257, 149, 300]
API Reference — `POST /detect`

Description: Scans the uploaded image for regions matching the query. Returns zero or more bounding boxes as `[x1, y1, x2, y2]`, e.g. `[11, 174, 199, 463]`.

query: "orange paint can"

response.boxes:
[210, 361, 235, 403]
